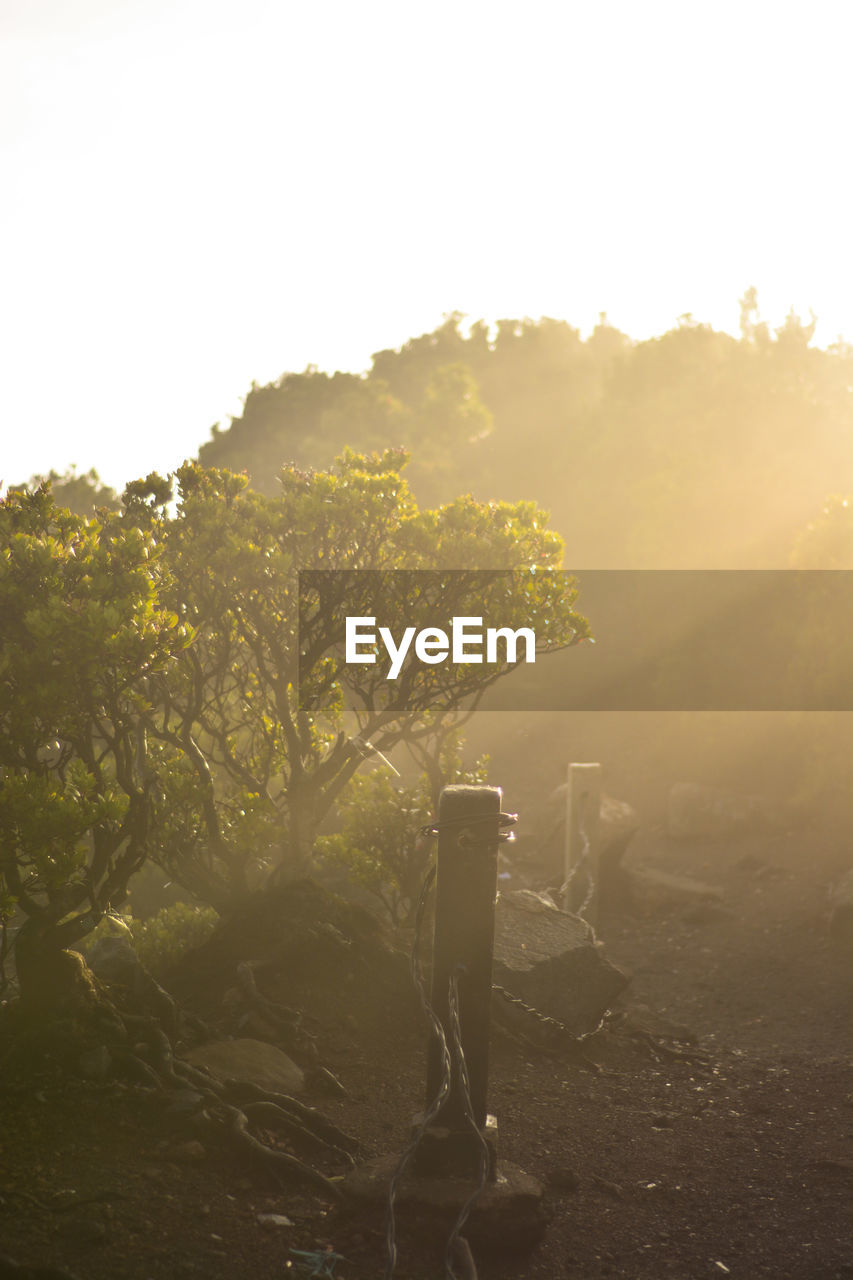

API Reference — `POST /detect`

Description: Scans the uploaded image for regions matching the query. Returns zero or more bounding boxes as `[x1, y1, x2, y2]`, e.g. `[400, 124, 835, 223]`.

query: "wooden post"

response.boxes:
[415, 784, 501, 1178]
[563, 763, 602, 924]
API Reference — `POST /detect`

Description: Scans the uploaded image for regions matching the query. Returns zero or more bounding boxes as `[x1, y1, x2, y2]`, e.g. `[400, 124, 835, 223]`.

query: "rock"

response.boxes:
[495, 890, 594, 957]
[162, 1089, 206, 1118]
[344, 1154, 546, 1251]
[184, 1038, 305, 1094]
[256, 1213, 294, 1229]
[49, 1190, 81, 1211]
[667, 782, 775, 840]
[599, 794, 641, 844]
[500, 889, 561, 914]
[492, 893, 628, 1035]
[628, 866, 724, 909]
[589, 1174, 624, 1199]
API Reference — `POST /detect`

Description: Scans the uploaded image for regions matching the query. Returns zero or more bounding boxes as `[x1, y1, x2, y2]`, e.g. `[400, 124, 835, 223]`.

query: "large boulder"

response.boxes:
[184, 1038, 305, 1094]
[492, 890, 628, 1035]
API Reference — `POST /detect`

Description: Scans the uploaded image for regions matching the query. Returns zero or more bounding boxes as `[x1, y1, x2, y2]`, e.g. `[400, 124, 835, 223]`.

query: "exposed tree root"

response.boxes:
[1, 948, 359, 1205]
[240, 1100, 356, 1166]
[194, 1103, 345, 1202]
[221, 1079, 359, 1154]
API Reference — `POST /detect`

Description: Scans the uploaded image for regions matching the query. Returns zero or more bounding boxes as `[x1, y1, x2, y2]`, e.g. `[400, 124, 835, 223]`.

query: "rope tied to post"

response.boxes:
[383, 862, 493, 1280]
[444, 966, 492, 1278]
[386, 787, 508, 1280]
[383, 860, 453, 1280]
[420, 812, 517, 847]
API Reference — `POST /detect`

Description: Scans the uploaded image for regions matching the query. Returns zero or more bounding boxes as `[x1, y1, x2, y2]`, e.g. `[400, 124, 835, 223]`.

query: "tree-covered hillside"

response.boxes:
[199, 296, 853, 568]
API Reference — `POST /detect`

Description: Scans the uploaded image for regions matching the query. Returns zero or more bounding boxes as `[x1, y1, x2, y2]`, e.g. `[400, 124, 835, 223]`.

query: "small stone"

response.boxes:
[256, 1213, 294, 1229]
[49, 1189, 80, 1210]
[590, 1175, 624, 1199]
[164, 1089, 206, 1117]
[651, 1114, 675, 1129]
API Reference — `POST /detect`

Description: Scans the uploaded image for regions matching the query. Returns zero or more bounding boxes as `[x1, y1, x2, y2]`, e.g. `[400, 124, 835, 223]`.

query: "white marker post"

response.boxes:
[563, 763, 602, 925]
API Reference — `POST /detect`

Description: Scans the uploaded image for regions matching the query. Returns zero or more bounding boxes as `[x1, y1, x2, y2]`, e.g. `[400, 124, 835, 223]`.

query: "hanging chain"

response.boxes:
[491, 982, 613, 1048]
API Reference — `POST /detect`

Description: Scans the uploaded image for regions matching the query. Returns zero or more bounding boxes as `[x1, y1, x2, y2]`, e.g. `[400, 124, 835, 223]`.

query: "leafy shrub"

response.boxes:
[132, 902, 218, 976]
[317, 747, 487, 924]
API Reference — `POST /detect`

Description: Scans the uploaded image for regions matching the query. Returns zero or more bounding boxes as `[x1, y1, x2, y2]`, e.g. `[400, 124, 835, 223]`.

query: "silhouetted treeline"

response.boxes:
[198, 295, 853, 568]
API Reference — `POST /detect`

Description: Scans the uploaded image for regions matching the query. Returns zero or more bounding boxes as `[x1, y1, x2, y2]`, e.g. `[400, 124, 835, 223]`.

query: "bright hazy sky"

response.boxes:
[3, 0, 852, 493]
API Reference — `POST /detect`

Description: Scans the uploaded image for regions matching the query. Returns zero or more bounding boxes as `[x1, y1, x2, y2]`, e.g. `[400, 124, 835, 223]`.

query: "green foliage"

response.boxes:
[1, 450, 586, 962]
[199, 299, 853, 568]
[317, 744, 488, 924]
[10, 467, 120, 518]
[132, 901, 218, 976]
[0, 486, 194, 961]
[134, 451, 584, 904]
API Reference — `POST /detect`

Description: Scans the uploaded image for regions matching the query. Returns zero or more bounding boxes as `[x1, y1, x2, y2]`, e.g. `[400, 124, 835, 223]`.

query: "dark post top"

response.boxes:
[425, 784, 502, 1131]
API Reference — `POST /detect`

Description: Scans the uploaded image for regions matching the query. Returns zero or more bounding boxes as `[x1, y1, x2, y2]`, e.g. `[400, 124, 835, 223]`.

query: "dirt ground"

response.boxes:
[1, 820, 851, 1280]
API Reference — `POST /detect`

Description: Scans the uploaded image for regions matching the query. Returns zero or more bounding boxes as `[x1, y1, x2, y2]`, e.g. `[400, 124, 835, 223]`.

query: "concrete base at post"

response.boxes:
[341, 1152, 547, 1252]
[410, 1113, 498, 1180]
